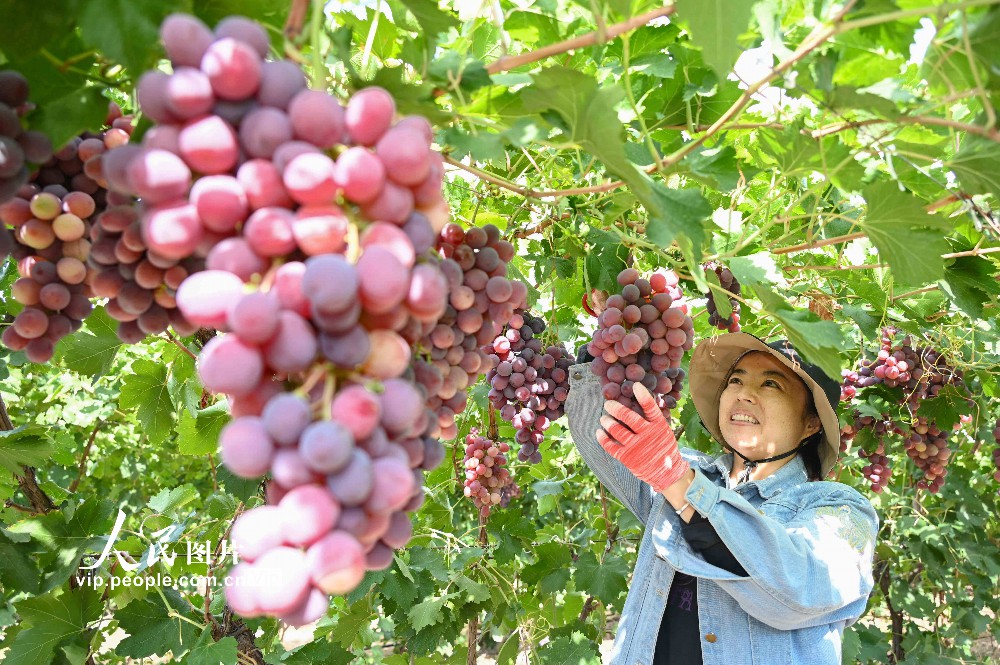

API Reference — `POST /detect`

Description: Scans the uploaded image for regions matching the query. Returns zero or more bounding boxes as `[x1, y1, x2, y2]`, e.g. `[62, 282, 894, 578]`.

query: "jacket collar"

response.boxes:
[696, 452, 808, 498]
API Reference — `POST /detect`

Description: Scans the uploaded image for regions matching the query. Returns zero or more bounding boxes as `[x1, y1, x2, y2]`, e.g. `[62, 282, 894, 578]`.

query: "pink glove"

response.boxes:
[596, 382, 691, 493]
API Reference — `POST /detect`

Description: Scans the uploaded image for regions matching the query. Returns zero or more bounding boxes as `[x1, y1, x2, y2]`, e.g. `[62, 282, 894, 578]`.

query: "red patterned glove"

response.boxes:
[596, 382, 691, 493]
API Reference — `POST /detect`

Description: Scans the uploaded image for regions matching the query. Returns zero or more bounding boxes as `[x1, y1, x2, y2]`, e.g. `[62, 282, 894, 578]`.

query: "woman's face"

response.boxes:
[717, 351, 821, 460]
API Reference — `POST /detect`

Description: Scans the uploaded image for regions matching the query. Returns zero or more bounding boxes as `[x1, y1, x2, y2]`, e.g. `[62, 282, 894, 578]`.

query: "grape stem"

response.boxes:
[68, 419, 105, 493]
[298, 363, 329, 398]
[163, 331, 197, 361]
[320, 371, 337, 418]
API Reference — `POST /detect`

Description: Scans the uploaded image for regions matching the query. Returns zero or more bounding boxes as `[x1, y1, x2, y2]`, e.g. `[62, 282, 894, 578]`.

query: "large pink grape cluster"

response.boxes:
[0, 70, 52, 203]
[0, 189, 96, 360]
[462, 429, 519, 516]
[588, 267, 692, 416]
[101, 12, 523, 624]
[840, 327, 972, 493]
[413, 222, 528, 440]
[485, 310, 571, 463]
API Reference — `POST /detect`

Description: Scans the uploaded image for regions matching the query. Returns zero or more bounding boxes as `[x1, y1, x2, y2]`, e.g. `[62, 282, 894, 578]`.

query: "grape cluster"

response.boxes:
[840, 327, 972, 493]
[416, 223, 527, 441]
[0, 188, 96, 361]
[88, 202, 201, 341]
[107, 12, 522, 624]
[32, 103, 133, 215]
[0, 70, 52, 203]
[588, 268, 692, 416]
[703, 262, 741, 332]
[485, 310, 572, 463]
[462, 429, 518, 516]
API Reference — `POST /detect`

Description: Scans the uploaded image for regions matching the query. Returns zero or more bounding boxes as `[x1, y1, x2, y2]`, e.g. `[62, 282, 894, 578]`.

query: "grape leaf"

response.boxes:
[147, 484, 199, 515]
[119, 359, 175, 445]
[521, 542, 573, 587]
[3, 587, 102, 665]
[408, 592, 454, 631]
[584, 229, 628, 294]
[0, 425, 54, 475]
[77, 0, 173, 76]
[937, 255, 1000, 320]
[728, 252, 784, 289]
[859, 183, 950, 286]
[176, 402, 229, 456]
[522, 67, 708, 259]
[29, 85, 109, 153]
[573, 551, 629, 606]
[56, 307, 123, 378]
[947, 136, 1000, 199]
[114, 591, 200, 659]
[914, 384, 967, 432]
[282, 640, 356, 665]
[537, 630, 602, 665]
[674, 0, 757, 76]
[186, 627, 237, 665]
[0, 528, 39, 594]
[453, 574, 490, 603]
[754, 286, 847, 380]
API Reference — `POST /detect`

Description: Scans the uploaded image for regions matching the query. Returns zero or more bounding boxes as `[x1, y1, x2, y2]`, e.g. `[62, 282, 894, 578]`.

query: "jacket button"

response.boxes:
[572, 371, 583, 380]
[705, 633, 717, 643]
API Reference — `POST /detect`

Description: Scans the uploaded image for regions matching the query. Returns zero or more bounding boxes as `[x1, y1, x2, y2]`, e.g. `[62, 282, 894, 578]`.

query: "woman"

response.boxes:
[566, 332, 878, 665]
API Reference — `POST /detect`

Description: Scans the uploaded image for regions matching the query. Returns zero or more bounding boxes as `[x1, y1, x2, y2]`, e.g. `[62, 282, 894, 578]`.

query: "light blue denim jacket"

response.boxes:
[566, 363, 879, 665]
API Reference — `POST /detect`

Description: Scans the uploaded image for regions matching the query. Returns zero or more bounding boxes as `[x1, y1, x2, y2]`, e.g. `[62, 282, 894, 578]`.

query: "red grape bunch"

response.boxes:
[462, 429, 519, 516]
[31, 103, 133, 215]
[703, 262, 741, 332]
[588, 267, 692, 416]
[415, 223, 527, 441]
[485, 310, 572, 463]
[0, 188, 96, 361]
[0, 70, 53, 203]
[840, 327, 972, 493]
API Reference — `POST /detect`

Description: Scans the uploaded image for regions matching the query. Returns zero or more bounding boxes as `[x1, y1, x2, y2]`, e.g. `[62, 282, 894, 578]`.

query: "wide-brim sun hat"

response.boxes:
[688, 332, 843, 478]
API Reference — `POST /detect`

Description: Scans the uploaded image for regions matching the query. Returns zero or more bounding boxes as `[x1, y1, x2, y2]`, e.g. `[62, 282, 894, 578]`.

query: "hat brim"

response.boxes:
[688, 332, 841, 478]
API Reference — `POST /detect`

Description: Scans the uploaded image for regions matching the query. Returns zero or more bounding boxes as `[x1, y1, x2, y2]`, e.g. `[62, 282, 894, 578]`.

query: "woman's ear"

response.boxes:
[803, 414, 821, 439]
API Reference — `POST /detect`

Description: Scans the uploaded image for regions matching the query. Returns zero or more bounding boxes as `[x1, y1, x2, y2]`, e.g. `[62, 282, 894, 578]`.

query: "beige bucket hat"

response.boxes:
[688, 332, 843, 478]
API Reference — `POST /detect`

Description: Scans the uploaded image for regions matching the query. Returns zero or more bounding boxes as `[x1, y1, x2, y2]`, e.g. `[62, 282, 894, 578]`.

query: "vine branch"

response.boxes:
[484, 5, 676, 75]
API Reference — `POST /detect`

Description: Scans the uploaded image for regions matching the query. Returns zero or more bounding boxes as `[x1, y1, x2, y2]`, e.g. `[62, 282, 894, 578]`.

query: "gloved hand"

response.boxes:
[596, 382, 691, 493]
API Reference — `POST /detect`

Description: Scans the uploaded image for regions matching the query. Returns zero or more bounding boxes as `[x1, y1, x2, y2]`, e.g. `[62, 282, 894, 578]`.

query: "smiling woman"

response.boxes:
[566, 332, 879, 665]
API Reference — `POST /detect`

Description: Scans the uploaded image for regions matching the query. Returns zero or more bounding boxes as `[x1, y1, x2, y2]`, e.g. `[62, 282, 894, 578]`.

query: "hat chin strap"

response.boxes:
[726, 441, 806, 486]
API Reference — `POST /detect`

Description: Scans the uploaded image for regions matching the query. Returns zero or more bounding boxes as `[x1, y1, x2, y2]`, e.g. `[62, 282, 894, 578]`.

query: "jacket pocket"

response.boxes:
[748, 614, 793, 664]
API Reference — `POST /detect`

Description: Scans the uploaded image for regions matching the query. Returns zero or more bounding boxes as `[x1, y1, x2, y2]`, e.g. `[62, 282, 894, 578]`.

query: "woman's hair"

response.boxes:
[800, 397, 824, 482]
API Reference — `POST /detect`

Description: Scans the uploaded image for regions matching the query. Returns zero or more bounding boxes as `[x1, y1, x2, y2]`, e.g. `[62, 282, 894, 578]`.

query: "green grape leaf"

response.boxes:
[119, 359, 175, 445]
[176, 402, 229, 456]
[115, 590, 200, 659]
[859, 183, 950, 286]
[947, 135, 1000, 199]
[77, 0, 173, 75]
[537, 630, 602, 665]
[754, 286, 848, 380]
[0, 425, 54, 475]
[408, 592, 454, 631]
[56, 307, 123, 378]
[674, 0, 757, 76]
[573, 551, 629, 606]
[3, 587, 102, 665]
[186, 627, 237, 665]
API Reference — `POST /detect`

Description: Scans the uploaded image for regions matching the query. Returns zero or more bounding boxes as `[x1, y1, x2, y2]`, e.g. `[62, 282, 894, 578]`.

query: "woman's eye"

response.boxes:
[765, 380, 780, 388]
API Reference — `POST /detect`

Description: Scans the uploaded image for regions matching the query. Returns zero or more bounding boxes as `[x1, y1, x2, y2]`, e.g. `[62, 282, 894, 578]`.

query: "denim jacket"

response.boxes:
[566, 363, 879, 665]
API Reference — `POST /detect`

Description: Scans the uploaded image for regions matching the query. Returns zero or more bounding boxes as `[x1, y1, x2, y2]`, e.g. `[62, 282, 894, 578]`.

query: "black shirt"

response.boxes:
[654, 512, 748, 665]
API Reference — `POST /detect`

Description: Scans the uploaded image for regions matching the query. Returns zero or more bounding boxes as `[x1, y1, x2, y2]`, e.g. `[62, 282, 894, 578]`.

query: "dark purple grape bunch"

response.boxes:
[703, 262, 741, 332]
[485, 310, 572, 464]
[462, 429, 517, 516]
[588, 268, 692, 417]
[0, 70, 53, 203]
[0, 189, 97, 361]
